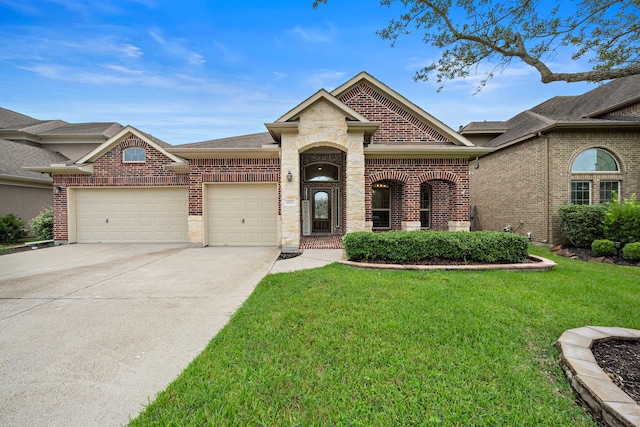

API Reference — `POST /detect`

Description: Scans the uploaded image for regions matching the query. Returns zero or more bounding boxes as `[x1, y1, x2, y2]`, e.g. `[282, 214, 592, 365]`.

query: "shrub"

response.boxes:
[622, 242, 640, 262]
[30, 207, 54, 241]
[558, 204, 607, 247]
[342, 230, 529, 264]
[0, 213, 26, 244]
[603, 194, 640, 245]
[591, 239, 616, 257]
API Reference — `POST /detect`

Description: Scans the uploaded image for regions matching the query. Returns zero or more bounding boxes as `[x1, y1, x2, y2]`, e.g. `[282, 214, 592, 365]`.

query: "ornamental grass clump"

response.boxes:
[342, 230, 529, 264]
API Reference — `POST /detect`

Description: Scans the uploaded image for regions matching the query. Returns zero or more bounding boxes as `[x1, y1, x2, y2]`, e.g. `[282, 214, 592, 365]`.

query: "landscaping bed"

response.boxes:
[552, 245, 640, 267]
[592, 339, 640, 404]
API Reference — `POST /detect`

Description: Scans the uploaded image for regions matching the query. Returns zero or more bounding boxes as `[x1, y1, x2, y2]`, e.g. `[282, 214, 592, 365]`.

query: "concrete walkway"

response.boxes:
[0, 244, 279, 427]
[269, 249, 345, 274]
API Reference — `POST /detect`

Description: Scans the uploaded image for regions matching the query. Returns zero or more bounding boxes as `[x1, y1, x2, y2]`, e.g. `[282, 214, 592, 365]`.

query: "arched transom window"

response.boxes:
[304, 163, 339, 182]
[571, 148, 618, 172]
[570, 148, 621, 205]
[123, 147, 146, 163]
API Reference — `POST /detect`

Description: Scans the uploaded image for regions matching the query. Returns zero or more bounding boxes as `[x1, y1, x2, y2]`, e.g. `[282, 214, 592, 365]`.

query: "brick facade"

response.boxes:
[365, 158, 470, 231]
[338, 83, 451, 145]
[470, 129, 640, 244]
[52, 135, 188, 241]
[188, 158, 280, 215]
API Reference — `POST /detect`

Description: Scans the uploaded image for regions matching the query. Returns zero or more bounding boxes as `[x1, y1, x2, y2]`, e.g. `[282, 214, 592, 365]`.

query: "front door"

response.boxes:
[312, 189, 331, 233]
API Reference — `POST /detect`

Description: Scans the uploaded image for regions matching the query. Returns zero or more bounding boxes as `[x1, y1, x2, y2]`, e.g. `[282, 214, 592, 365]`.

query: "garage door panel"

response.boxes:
[75, 188, 188, 243]
[207, 183, 277, 246]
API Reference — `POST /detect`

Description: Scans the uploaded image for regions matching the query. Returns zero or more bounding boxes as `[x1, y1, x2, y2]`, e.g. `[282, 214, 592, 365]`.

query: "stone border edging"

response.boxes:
[339, 254, 556, 272]
[556, 326, 640, 427]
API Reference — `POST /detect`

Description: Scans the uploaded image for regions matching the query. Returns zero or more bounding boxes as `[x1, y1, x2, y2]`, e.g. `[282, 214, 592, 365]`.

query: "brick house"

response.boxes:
[0, 107, 122, 228]
[28, 72, 491, 249]
[461, 74, 640, 245]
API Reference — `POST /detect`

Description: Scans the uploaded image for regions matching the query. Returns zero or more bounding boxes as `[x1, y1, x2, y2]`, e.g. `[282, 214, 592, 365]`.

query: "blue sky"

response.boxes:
[0, 0, 594, 145]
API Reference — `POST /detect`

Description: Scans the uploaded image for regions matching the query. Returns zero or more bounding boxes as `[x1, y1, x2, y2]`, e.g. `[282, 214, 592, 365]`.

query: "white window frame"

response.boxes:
[372, 183, 391, 229]
[123, 147, 146, 163]
[570, 181, 591, 205]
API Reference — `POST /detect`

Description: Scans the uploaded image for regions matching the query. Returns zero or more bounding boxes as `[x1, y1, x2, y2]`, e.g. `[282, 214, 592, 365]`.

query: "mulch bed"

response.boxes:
[592, 339, 640, 404]
[552, 245, 640, 267]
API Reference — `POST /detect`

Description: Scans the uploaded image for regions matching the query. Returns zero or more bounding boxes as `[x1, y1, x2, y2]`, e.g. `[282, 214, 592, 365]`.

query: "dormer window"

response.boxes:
[123, 147, 146, 163]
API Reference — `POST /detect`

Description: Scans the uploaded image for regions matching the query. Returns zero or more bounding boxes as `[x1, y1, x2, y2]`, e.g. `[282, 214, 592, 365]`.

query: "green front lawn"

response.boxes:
[131, 247, 640, 426]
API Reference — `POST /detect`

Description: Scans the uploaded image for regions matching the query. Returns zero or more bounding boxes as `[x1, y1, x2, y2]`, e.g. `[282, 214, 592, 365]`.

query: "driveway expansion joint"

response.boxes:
[557, 326, 640, 427]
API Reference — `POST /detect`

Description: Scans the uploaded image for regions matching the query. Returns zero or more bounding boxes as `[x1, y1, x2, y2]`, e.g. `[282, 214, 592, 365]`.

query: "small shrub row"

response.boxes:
[591, 239, 640, 262]
[559, 194, 640, 248]
[343, 230, 530, 264]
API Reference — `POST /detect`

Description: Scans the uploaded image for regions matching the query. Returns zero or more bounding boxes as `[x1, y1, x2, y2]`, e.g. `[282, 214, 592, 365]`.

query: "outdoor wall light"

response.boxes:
[286, 170, 293, 182]
[53, 186, 62, 195]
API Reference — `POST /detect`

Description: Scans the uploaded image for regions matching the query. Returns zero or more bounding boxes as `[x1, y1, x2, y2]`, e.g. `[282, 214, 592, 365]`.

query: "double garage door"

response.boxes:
[73, 184, 278, 246]
[75, 188, 189, 243]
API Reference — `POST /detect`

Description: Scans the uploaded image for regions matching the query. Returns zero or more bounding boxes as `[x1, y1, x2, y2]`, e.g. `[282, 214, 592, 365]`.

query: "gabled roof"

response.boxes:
[332, 72, 475, 147]
[1, 138, 69, 184]
[275, 88, 372, 123]
[462, 74, 640, 149]
[77, 125, 182, 164]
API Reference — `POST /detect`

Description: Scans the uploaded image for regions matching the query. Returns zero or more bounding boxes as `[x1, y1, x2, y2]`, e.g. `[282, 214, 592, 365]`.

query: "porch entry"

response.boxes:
[300, 149, 345, 237]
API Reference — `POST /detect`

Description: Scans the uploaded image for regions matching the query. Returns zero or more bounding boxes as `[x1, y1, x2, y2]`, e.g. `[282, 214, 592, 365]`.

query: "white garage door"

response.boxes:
[75, 187, 188, 243]
[207, 183, 278, 246]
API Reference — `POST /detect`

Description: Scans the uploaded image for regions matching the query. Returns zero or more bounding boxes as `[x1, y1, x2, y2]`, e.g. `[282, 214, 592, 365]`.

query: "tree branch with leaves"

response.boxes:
[313, 0, 640, 90]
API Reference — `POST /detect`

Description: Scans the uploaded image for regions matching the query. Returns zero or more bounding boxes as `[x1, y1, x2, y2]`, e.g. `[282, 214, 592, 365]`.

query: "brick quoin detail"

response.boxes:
[365, 158, 470, 231]
[188, 158, 281, 215]
[338, 83, 450, 145]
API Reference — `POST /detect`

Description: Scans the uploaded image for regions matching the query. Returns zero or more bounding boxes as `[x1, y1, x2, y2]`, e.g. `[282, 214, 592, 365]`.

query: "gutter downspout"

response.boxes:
[538, 131, 550, 243]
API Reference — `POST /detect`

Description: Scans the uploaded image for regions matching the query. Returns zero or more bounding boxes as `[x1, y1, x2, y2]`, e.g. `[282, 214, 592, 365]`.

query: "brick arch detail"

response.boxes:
[418, 171, 460, 184]
[367, 170, 409, 184]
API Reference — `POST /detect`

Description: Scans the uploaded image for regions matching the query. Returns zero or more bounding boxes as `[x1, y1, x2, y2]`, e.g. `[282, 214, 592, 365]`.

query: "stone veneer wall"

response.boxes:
[52, 135, 187, 242]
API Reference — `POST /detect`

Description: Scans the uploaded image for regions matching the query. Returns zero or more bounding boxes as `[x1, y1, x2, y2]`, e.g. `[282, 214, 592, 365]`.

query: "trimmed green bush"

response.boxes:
[591, 239, 616, 257]
[604, 194, 640, 245]
[0, 213, 26, 244]
[30, 207, 54, 241]
[558, 204, 607, 247]
[342, 230, 529, 264]
[622, 242, 640, 262]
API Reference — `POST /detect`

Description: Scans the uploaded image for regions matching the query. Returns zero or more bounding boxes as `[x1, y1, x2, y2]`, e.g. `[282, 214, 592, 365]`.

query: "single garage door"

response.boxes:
[75, 187, 188, 243]
[207, 183, 278, 246]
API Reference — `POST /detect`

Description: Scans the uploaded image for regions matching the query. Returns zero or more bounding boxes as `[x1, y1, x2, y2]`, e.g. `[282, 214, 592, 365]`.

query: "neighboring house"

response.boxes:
[27, 72, 491, 249]
[0, 108, 122, 228]
[461, 74, 640, 245]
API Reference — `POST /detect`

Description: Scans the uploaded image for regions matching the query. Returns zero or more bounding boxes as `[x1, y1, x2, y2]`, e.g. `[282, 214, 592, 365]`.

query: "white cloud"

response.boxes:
[288, 25, 334, 43]
[149, 29, 206, 66]
[302, 71, 346, 88]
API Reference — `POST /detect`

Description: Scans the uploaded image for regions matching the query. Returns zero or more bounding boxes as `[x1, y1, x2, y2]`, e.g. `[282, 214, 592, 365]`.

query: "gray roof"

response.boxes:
[0, 107, 123, 139]
[179, 132, 276, 149]
[463, 74, 640, 148]
[0, 108, 43, 130]
[0, 139, 69, 183]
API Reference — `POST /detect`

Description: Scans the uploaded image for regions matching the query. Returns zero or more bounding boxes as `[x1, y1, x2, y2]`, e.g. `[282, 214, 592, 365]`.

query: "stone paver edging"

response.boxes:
[557, 326, 640, 427]
[339, 254, 556, 272]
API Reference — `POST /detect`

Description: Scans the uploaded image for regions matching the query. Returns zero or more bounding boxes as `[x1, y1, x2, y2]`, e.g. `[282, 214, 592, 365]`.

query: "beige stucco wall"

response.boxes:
[279, 101, 366, 248]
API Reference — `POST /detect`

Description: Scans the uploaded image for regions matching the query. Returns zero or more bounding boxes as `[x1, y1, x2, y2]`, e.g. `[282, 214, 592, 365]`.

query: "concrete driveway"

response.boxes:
[0, 244, 279, 427]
